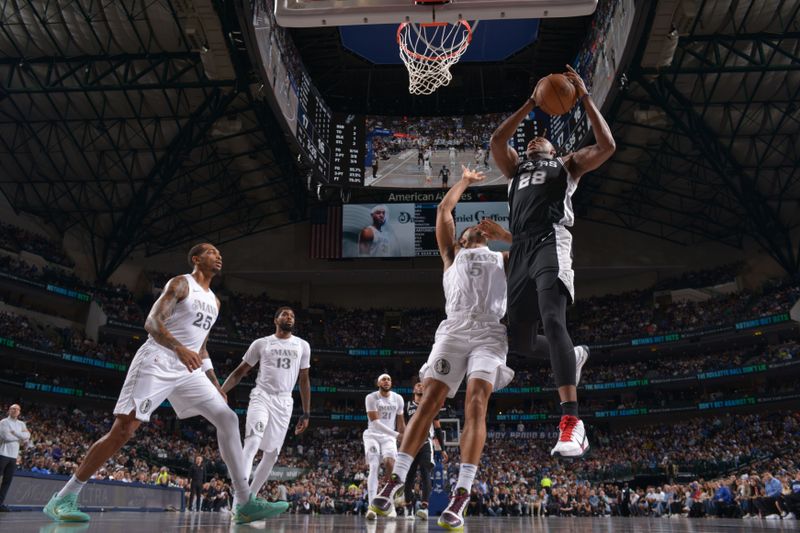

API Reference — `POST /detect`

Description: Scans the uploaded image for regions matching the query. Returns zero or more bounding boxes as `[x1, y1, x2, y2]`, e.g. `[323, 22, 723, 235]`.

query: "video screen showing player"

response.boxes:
[364, 115, 507, 188]
[342, 203, 415, 258]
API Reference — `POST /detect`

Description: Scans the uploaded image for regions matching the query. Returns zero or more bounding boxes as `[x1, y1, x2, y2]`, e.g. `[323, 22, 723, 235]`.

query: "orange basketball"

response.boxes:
[534, 74, 578, 116]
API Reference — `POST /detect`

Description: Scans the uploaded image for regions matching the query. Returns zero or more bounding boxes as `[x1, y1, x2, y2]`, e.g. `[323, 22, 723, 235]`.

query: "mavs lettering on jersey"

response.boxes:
[508, 157, 577, 236]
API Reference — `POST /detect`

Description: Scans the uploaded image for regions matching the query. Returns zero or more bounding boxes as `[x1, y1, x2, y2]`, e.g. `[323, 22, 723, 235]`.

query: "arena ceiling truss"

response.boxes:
[580, 0, 800, 273]
[0, 0, 306, 280]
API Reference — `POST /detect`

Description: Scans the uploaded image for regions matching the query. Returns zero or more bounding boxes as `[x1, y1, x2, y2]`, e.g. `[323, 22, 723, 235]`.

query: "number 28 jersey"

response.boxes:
[243, 334, 311, 394]
[508, 157, 577, 236]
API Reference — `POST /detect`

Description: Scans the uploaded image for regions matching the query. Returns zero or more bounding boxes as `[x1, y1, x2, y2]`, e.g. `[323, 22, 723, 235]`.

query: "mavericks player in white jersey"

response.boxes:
[371, 166, 513, 531]
[364, 374, 405, 520]
[44, 244, 285, 524]
[221, 307, 311, 496]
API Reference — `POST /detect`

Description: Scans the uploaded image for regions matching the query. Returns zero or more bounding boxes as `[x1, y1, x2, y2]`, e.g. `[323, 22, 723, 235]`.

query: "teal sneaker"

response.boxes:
[43, 493, 90, 522]
[233, 495, 289, 524]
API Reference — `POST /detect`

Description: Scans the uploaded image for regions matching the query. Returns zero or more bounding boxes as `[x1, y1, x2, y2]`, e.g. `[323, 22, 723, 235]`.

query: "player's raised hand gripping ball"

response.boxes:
[534, 72, 578, 116]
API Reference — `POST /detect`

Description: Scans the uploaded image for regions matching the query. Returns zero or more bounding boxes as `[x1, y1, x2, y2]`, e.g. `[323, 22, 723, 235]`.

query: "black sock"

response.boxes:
[560, 401, 579, 417]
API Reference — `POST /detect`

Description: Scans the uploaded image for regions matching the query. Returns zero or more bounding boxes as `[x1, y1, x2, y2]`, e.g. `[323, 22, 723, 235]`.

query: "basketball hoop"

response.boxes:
[397, 19, 474, 95]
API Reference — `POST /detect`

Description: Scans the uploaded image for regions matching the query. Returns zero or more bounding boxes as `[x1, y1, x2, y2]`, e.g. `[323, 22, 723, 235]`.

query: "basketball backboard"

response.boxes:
[274, 0, 598, 27]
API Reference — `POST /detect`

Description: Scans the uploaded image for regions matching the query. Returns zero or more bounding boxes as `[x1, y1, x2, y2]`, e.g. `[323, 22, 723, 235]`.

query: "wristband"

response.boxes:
[299, 413, 310, 421]
[580, 92, 591, 102]
[201, 358, 214, 373]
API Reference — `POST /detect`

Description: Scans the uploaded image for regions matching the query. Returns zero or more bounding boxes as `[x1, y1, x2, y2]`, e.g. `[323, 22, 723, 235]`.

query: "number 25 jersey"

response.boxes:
[144, 274, 218, 355]
[508, 157, 577, 236]
[243, 334, 311, 394]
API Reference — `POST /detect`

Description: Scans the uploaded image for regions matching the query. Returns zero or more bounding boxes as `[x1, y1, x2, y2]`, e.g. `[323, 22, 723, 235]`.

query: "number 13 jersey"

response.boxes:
[508, 157, 577, 236]
[443, 246, 506, 321]
[243, 334, 311, 394]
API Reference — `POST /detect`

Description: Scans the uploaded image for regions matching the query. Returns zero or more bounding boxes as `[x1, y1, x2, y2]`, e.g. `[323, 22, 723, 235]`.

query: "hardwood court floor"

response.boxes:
[2, 511, 796, 533]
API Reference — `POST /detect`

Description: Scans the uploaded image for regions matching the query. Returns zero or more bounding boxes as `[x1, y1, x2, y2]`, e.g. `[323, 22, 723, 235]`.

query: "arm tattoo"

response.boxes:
[144, 276, 189, 351]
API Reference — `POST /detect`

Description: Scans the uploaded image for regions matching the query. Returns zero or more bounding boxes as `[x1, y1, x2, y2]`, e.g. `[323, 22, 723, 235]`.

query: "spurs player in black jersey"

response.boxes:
[402, 381, 447, 520]
[486, 65, 615, 457]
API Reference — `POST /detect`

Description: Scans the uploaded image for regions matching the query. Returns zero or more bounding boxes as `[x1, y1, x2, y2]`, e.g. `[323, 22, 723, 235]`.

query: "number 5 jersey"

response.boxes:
[443, 246, 506, 321]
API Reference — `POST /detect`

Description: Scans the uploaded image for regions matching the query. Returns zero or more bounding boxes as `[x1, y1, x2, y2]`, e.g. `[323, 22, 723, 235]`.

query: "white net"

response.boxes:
[397, 20, 474, 95]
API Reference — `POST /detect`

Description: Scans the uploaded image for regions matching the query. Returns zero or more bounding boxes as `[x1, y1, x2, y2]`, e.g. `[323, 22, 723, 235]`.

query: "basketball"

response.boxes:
[534, 73, 578, 116]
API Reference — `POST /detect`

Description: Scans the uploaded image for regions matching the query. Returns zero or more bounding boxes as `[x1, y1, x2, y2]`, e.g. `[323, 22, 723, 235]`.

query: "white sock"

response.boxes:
[455, 463, 477, 492]
[242, 436, 260, 481]
[57, 475, 86, 498]
[198, 400, 251, 507]
[368, 461, 380, 503]
[249, 449, 279, 496]
[392, 452, 414, 483]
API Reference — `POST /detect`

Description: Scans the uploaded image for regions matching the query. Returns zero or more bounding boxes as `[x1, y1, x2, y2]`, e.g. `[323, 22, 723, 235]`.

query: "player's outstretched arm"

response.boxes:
[436, 165, 486, 268]
[295, 368, 311, 435]
[145, 276, 202, 371]
[561, 65, 616, 180]
[490, 91, 537, 178]
[220, 360, 253, 394]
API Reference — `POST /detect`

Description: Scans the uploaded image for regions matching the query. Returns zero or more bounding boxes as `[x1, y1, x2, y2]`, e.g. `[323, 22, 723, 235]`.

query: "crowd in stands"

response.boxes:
[222, 274, 799, 349]
[0, 254, 143, 324]
[3, 300, 798, 394]
[0, 222, 74, 267]
[0, 311, 133, 366]
[2, 227, 798, 352]
[652, 263, 742, 291]
[10, 398, 798, 519]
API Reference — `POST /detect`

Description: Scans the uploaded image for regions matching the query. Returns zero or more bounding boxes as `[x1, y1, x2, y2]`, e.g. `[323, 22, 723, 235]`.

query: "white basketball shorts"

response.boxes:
[363, 430, 398, 463]
[245, 388, 294, 453]
[114, 343, 226, 422]
[420, 317, 514, 398]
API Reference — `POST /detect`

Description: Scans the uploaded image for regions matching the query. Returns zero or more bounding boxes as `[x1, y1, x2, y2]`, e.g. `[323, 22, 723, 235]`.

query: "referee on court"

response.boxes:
[0, 404, 31, 511]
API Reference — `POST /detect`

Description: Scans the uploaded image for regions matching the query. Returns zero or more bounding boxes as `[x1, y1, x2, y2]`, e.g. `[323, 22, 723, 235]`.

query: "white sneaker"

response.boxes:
[366, 509, 377, 520]
[416, 507, 429, 520]
[784, 512, 796, 520]
[575, 345, 590, 385]
[765, 514, 780, 520]
[550, 416, 589, 457]
[405, 513, 415, 520]
[387, 506, 397, 518]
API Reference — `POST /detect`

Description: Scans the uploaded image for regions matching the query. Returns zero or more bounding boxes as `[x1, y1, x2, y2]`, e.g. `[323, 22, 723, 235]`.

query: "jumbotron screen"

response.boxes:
[342, 202, 510, 258]
[363, 113, 569, 189]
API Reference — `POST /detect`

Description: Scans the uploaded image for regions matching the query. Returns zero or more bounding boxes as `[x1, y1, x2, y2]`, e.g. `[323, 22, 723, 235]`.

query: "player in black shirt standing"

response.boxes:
[486, 65, 615, 457]
[402, 381, 447, 520]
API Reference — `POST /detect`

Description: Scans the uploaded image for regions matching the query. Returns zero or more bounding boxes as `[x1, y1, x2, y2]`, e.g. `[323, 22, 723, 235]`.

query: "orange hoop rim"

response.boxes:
[396, 20, 473, 62]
